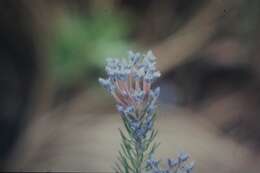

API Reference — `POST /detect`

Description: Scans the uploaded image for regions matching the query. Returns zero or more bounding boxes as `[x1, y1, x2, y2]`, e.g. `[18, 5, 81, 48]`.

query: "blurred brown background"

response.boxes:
[1, 0, 260, 172]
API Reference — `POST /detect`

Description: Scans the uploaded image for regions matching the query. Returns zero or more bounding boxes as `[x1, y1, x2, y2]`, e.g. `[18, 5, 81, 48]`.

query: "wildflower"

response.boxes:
[99, 50, 160, 118]
[146, 152, 194, 173]
[99, 50, 194, 173]
[147, 155, 160, 171]
[178, 152, 189, 162]
[167, 158, 178, 168]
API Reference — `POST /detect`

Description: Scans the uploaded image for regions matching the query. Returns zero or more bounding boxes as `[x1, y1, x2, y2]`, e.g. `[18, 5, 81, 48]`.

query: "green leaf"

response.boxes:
[114, 162, 124, 173]
[121, 143, 136, 170]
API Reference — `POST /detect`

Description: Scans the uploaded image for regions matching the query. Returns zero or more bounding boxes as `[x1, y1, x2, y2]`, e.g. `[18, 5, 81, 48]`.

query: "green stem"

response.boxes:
[134, 141, 142, 173]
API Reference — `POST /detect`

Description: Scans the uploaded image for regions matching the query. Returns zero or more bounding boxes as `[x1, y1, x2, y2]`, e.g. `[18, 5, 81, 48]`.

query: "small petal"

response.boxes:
[133, 90, 145, 102]
[124, 106, 135, 115]
[167, 158, 178, 168]
[154, 87, 160, 98]
[116, 105, 124, 113]
[178, 152, 189, 162]
[128, 50, 141, 65]
[184, 161, 195, 173]
[98, 78, 115, 93]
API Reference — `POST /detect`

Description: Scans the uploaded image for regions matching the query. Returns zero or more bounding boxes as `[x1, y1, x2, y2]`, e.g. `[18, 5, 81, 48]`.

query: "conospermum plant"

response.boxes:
[99, 50, 194, 173]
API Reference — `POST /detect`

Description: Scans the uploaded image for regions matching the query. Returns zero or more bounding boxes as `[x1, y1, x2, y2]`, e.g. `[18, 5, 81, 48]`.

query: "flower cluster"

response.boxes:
[147, 153, 194, 173]
[99, 50, 194, 173]
[99, 50, 160, 119]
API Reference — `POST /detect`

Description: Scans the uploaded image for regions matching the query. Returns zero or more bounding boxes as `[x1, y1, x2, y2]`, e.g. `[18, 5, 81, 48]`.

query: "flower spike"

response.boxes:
[99, 50, 194, 173]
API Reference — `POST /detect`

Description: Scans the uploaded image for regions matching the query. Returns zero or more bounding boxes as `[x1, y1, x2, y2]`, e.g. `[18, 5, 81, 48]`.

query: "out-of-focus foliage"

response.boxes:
[50, 11, 133, 86]
[239, 0, 260, 37]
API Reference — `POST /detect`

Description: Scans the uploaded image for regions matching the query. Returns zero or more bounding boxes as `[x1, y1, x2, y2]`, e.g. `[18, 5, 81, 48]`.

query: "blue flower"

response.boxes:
[167, 158, 178, 168]
[99, 50, 160, 120]
[178, 152, 189, 162]
[147, 155, 160, 170]
[128, 50, 141, 65]
[133, 90, 145, 102]
[98, 78, 115, 93]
